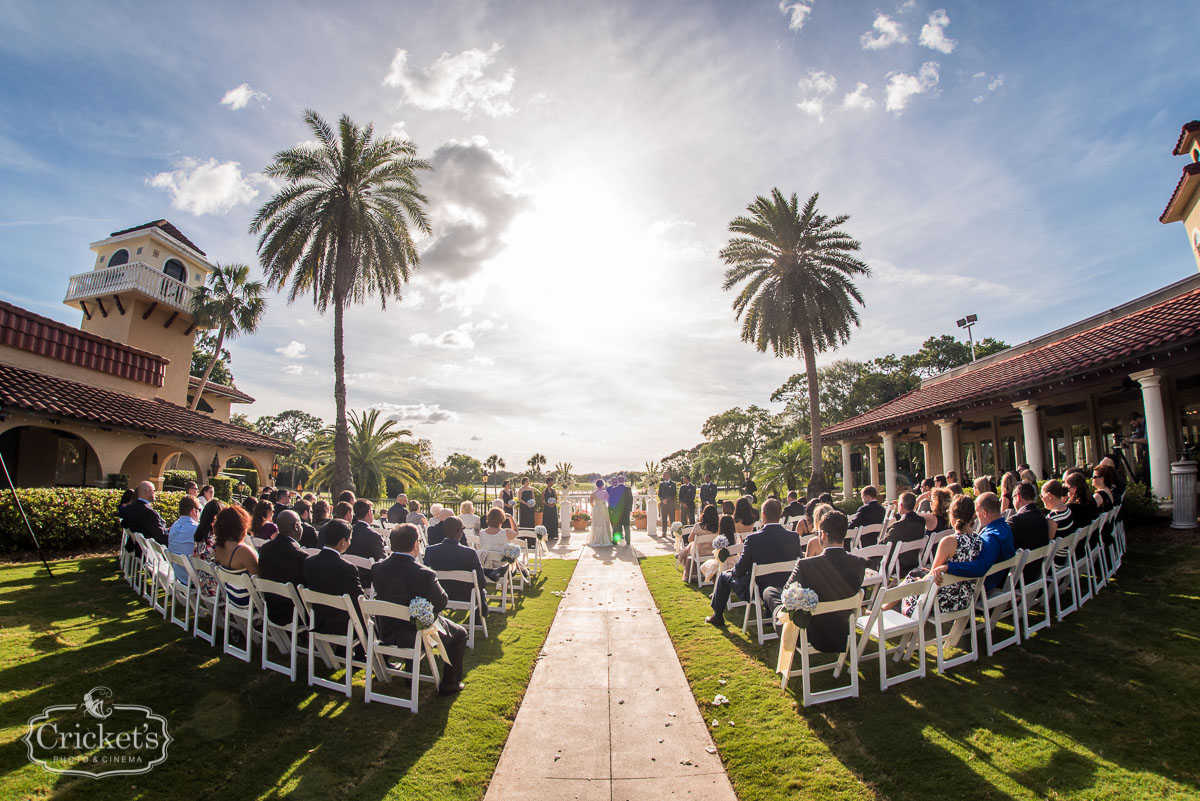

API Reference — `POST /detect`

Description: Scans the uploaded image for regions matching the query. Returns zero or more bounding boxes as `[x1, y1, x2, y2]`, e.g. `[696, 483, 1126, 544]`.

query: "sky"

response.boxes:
[0, 0, 1196, 473]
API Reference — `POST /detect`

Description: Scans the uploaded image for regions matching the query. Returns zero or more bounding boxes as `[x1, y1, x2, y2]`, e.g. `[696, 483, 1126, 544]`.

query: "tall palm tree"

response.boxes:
[755, 438, 812, 497]
[484, 454, 505, 504]
[721, 190, 869, 492]
[188, 263, 266, 410]
[309, 409, 420, 498]
[526, 453, 547, 481]
[251, 110, 432, 494]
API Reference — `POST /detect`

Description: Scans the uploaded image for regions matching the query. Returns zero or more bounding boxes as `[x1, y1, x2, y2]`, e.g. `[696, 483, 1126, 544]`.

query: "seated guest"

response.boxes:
[1092, 464, 1118, 548]
[946, 471, 958, 485]
[125, 481, 168, 546]
[406, 500, 428, 527]
[250, 500, 273, 536]
[167, 495, 201, 582]
[198, 484, 215, 506]
[934, 474, 948, 488]
[478, 509, 524, 575]
[337, 490, 356, 505]
[386, 493, 409, 525]
[211, 506, 260, 609]
[998, 472, 1020, 514]
[429, 503, 444, 521]
[764, 510, 866, 653]
[310, 499, 331, 530]
[801, 503, 837, 556]
[896, 494, 982, 618]
[1098, 456, 1126, 503]
[302, 519, 364, 635]
[721, 499, 736, 517]
[241, 495, 259, 514]
[184, 480, 199, 498]
[973, 476, 996, 496]
[733, 496, 758, 536]
[1009, 481, 1051, 581]
[258, 510, 309, 624]
[1064, 472, 1099, 551]
[699, 514, 739, 583]
[458, 501, 481, 534]
[425, 507, 454, 547]
[1041, 479, 1076, 547]
[190, 499, 222, 596]
[947, 482, 963, 495]
[879, 491, 927, 575]
[678, 504, 719, 568]
[847, 486, 885, 545]
[348, 499, 387, 588]
[932, 492, 1014, 594]
[318, 501, 353, 548]
[783, 491, 806, 520]
[921, 488, 952, 533]
[117, 488, 136, 529]
[706, 499, 802, 628]
[1019, 468, 1038, 485]
[424, 516, 491, 602]
[915, 478, 935, 512]
[371, 525, 468, 695]
[292, 498, 320, 548]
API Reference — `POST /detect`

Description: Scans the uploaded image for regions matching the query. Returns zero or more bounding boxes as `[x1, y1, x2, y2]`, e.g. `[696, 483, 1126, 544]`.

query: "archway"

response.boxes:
[0, 426, 104, 487]
[216, 452, 268, 495]
[119, 443, 205, 491]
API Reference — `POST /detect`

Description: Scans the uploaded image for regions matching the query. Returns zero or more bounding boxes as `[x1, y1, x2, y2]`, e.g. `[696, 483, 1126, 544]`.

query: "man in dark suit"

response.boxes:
[371, 525, 469, 695]
[348, 499, 387, 588]
[678, 476, 697, 527]
[764, 510, 867, 653]
[783, 491, 806, 520]
[1008, 481, 1051, 581]
[423, 517, 489, 611]
[657, 472, 677, 535]
[386, 493, 409, 525]
[847, 486, 886, 546]
[301, 519, 364, 636]
[292, 499, 320, 548]
[699, 474, 718, 510]
[259, 510, 309, 625]
[425, 508, 452, 546]
[125, 481, 168, 545]
[706, 499, 802, 627]
[879, 491, 927, 575]
[272, 488, 290, 520]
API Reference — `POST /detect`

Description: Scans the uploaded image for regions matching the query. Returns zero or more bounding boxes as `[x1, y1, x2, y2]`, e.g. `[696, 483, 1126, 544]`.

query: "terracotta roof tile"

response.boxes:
[1172, 120, 1200, 156]
[108, 219, 206, 257]
[1159, 161, 1200, 223]
[0, 361, 290, 453]
[823, 285, 1200, 438]
[189, 375, 255, 404]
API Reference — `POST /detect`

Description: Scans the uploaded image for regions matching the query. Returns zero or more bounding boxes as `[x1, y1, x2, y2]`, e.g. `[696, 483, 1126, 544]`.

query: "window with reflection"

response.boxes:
[107, 249, 129, 268]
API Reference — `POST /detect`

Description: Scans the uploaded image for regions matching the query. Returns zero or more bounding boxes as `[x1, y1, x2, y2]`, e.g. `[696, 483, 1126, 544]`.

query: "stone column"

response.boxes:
[1130, 369, 1171, 502]
[841, 441, 854, 501]
[934, 419, 957, 477]
[867, 443, 880, 489]
[1013, 400, 1043, 479]
[881, 432, 898, 501]
[920, 440, 931, 479]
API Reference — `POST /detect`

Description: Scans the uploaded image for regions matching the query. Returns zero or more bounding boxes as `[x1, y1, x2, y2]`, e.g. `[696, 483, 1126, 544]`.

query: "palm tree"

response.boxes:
[188, 263, 267, 410]
[526, 453, 547, 481]
[309, 409, 420, 498]
[721, 190, 869, 492]
[483, 454, 505, 504]
[251, 110, 432, 494]
[755, 438, 812, 497]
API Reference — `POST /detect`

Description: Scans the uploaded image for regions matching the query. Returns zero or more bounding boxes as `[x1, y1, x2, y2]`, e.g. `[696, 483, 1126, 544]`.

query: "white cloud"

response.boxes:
[797, 98, 825, 122]
[383, 44, 515, 118]
[470, 435, 483, 441]
[842, 82, 877, 111]
[275, 340, 307, 359]
[988, 75, 1005, 92]
[220, 83, 269, 110]
[884, 61, 939, 113]
[860, 13, 907, 50]
[798, 69, 837, 96]
[972, 73, 1005, 103]
[281, 365, 304, 375]
[469, 355, 495, 367]
[386, 121, 410, 142]
[369, 402, 459, 425]
[778, 1, 815, 32]
[408, 320, 495, 350]
[146, 157, 267, 216]
[919, 9, 957, 54]
[898, 0, 916, 11]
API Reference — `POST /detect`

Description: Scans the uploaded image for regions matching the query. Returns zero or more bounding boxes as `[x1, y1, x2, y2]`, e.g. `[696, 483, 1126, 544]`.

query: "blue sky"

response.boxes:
[0, 0, 1195, 471]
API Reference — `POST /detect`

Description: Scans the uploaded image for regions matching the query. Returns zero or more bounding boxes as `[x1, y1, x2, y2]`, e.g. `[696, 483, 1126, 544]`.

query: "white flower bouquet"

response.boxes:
[524, 497, 536, 508]
[671, 521, 683, 534]
[711, 534, 731, 563]
[534, 525, 548, 540]
[779, 582, 820, 628]
[409, 596, 435, 629]
[501, 542, 522, 564]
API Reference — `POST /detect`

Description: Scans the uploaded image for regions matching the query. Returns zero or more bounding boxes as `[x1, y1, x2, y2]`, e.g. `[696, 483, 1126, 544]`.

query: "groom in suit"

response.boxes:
[608, 477, 632, 546]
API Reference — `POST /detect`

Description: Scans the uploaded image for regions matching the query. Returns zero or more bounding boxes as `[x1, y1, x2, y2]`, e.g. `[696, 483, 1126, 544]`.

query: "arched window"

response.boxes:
[107, 249, 129, 268]
[163, 258, 186, 282]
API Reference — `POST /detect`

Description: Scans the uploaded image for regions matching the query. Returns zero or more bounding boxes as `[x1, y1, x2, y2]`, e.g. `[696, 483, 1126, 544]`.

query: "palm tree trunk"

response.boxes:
[802, 333, 825, 493]
[331, 295, 356, 495]
[189, 323, 227, 411]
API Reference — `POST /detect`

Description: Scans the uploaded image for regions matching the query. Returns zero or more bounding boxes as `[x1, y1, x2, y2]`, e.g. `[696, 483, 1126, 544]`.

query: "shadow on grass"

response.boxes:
[0, 554, 575, 801]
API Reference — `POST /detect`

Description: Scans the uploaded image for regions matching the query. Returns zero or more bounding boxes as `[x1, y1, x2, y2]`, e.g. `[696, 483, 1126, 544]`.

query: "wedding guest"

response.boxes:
[1065, 472, 1098, 529]
[458, 501, 481, 534]
[198, 484, 215, 505]
[195, 497, 221, 546]
[699, 474, 718, 509]
[212, 506, 259, 606]
[733, 496, 758, 536]
[272, 488, 290, 519]
[923, 488, 952, 532]
[426, 507, 454, 547]
[167, 495, 201, 582]
[258, 510, 309, 624]
[879, 492, 927, 575]
[190, 499, 222, 596]
[999, 472, 1020, 514]
[721, 499, 736, 516]
[348, 500, 387, 587]
[1092, 464, 1118, 550]
[125, 481, 168, 546]
[947, 483, 963, 495]
[478, 508, 518, 566]
[387, 493, 409, 525]
[946, 471, 959, 485]
[1008, 482, 1050, 582]
[679, 475, 697, 526]
[973, 476, 996, 496]
[1098, 455, 1127, 502]
[801, 503, 837, 557]
[292, 499, 320, 548]
[916, 478, 935, 513]
[678, 504, 719, 569]
[764, 510, 866, 652]
[371, 525, 468, 695]
[184, 481, 198, 497]
[706, 499, 801, 628]
[332, 501, 353, 524]
[847, 486, 885, 546]
[250, 500, 273, 537]
[241, 496, 258, 514]
[117, 488, 136, 530]
[897, 494, 982, 618]
[310, 499, 331, 529]
[517, 478, 537, 528]
[406, 500, 428, 527]
[699, 514, 739, 583]
[1020, 468, 1038, 485]
[931, 492, 1014, 593]
[543, 479, 560, 540]
[783, 491, 806, 520]
[424, 516, 490, 604]
[337, 490, 356, 505]
[934, 474, 948, 488]
[1042, 480, 1076, 542]
[657, 471, 677, 533]
[500, 480, 515, 517]
[303, 520, 364, 641]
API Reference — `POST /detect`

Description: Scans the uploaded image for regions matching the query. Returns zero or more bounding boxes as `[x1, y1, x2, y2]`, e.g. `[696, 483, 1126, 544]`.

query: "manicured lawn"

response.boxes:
[642, 532, 1200, 801]
[0, 555, 574, 800]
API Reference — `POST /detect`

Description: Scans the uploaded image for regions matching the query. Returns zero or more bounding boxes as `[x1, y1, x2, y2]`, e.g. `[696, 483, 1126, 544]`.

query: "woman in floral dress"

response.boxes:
[900, 494, 982, 617]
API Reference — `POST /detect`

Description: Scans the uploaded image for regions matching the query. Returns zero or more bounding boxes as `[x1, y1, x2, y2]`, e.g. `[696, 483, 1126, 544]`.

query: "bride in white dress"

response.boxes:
[588, 479, 613, 547]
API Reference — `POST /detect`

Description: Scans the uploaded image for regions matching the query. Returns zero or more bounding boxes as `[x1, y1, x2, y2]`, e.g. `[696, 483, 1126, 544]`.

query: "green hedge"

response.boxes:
[162, 469, 198, 489]
[209, 476, 235, 502]
[223, 468, 258, 494]
[0, 488, 186, 553]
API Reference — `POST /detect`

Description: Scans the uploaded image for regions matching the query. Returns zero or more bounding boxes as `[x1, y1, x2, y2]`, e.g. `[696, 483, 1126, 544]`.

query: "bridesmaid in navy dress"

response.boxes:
[542, 478, 559, 541]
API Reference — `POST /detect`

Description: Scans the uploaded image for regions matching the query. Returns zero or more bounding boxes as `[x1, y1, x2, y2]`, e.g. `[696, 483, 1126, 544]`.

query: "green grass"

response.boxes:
[641, 534, 1200, 801]
[0, 555, 574, 800]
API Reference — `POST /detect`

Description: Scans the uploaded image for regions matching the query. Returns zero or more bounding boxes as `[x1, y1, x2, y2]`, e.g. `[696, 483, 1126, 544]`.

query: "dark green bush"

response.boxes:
[223, 468, 258, 494]
[162, 469, 197, 489]
[1120, 481, 1160, 522]
[106, 473, 129, 490]
[209, 476, 235, 502]
[0, 488, 186, 553]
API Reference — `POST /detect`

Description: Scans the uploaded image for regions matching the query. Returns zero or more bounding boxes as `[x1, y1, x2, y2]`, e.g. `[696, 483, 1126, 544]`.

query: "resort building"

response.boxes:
[826, 119, 1200, 507]
[0, 220, 289, 489]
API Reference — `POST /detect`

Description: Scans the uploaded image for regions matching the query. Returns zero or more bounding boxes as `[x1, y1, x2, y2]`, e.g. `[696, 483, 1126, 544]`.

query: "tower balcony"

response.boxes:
[64, 261, 197, 320]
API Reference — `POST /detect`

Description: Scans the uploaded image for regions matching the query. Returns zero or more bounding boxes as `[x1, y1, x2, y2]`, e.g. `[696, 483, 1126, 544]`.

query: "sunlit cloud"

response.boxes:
[778, 1, 815, 32]
[861, 13, 907, 50]
[919, 9, 957, 54]
[383, 44, 515, 118]
[146, 157, 269, 216]
[220, 83, 269, 110]
[884, 61, 939, 113]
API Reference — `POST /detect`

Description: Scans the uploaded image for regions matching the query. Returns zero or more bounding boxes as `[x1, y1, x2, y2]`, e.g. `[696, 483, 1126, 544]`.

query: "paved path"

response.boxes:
[484, 529, 737, 801]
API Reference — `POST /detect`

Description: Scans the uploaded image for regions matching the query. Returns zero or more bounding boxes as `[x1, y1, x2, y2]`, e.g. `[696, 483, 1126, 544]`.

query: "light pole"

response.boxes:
[957, 314, 978, 361]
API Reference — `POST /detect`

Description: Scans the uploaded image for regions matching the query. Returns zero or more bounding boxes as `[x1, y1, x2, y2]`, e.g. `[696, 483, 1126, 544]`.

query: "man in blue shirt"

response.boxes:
[933, 492, 1015, 593]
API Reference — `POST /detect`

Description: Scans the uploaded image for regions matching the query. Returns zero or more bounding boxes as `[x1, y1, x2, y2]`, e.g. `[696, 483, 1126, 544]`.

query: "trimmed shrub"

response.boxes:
[1120, 481, 1160, 522]
[209, 476, 235, 503]
[0, 488, 186, 553]
[162, 469, 198, 490]
[223, 468, 259, 494]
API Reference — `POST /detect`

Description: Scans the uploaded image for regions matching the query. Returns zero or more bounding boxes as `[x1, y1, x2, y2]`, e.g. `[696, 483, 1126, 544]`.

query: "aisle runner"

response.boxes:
[484, 531, 736, 800]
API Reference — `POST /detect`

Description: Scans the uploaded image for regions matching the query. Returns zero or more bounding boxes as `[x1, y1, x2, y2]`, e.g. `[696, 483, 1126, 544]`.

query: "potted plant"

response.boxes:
[633, 509, 648, 530]
[571, 511, 591, 531]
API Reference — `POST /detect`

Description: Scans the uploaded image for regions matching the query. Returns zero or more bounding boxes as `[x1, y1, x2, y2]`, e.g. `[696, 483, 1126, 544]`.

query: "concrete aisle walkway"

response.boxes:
[484, 530, 737, 801]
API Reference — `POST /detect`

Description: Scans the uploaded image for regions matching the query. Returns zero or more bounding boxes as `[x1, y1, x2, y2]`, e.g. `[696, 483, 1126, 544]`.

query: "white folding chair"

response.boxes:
[851, 523, 883, 549]
[250, 536, 270, 549]
[299, 588, 368, 698]
[1050, 530, 1082, 621]
[129, 532, 154, 602]
[358, 598, 442, 713]
[856, 577, 936, 691]
[215, 567, 265, 663]
[145, 540, 173, 618]
[930, 573, 986, 673]
[435, 569, 489, 648]
[777, 591, 864, 706]
[716, 543, 747, 614]
[976, 552, 1025, 656]
[1111, 503, 1127, 568]
[479, 552, 515, 614]
[188, 557, 224, 645]
[850, 541, 893, 604]
[885, 538, 928, 584]
[683, 532, 717, 587]
[164, 551, 197, 631]
[118, 528, 136, 587]
[1073, 521, 1099, 608]
[921, 529, 955, 568]
[254, 577, 310, 681]
[1016, 543, 1056, 638]
[1083, 515, 1111, 593]
[741, 560, 796, 645]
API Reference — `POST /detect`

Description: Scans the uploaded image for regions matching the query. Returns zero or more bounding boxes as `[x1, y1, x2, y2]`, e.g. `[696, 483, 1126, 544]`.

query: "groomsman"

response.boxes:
[699, 474, 718, 509]
[657, 471, 677, 534]
[678, 476, 697, 526]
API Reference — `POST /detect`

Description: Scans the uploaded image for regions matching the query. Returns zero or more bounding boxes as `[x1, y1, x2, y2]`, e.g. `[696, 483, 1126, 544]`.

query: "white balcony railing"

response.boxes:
[63, 261, 196, 313]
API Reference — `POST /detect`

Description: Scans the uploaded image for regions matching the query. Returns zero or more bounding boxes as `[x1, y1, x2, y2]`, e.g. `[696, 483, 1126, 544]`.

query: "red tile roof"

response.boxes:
[823, 283, 1200, 439]
[189, 375, 255, 404]
[108, 219, 207, 257]
[0, 361, 290, 453]
[1172, 120, 1200, 156]
[0, 299, 166, 387]
[1160, 161, 1200, 224]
